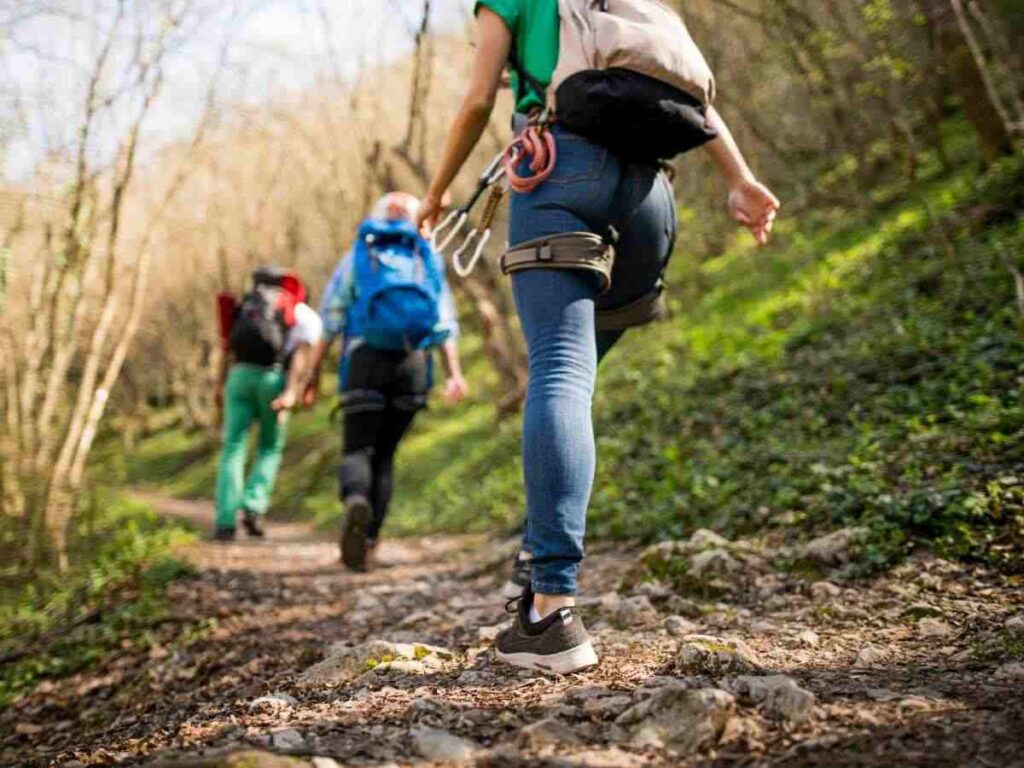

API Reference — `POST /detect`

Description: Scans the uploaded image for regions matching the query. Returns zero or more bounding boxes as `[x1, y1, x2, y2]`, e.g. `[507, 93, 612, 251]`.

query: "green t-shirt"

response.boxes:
[475, 0, 559, 113]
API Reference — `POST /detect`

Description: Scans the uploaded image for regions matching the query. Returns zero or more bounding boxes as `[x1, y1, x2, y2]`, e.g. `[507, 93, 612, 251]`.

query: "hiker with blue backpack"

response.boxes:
[309, 192, 468, 571]
[419, 0, 780, 673]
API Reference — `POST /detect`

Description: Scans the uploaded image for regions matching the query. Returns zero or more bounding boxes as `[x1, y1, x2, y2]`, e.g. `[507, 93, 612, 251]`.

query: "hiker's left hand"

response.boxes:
[728, 178, 780, 246]
[443, 374, 469, 405]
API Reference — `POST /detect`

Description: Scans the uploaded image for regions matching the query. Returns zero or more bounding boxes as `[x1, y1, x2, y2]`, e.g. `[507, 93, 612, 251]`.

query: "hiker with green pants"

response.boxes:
[214, 267, 323, 540]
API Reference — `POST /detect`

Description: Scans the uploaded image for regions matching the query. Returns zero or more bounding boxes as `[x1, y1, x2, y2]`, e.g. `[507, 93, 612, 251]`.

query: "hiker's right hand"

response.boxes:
[443, 374, 469, 405]
[417, 190, 451, 237]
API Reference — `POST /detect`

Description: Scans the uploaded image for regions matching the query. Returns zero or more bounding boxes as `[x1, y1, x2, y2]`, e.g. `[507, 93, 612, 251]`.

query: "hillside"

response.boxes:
[122, 138, 1024, 575]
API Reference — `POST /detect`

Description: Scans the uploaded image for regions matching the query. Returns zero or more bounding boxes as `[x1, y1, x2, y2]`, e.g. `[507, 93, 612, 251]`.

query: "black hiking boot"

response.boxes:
[503, 552, 533, 599]
[241, 509, 266, 538]
[495, 588, 599, 675]
[213, 526, 236, 542]
[340, 495, 372, 572]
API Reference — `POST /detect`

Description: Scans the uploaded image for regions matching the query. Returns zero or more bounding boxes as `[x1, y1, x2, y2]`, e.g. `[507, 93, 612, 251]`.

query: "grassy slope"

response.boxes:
[125, 139, 1024, 569]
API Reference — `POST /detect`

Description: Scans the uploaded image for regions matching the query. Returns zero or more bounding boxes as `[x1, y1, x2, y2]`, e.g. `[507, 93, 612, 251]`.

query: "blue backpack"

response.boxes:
[352, 218, 444, 351]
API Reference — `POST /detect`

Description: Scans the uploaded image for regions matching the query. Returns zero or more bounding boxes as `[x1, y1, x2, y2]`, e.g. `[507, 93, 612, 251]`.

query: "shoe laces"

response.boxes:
[504, 595, 524, 615]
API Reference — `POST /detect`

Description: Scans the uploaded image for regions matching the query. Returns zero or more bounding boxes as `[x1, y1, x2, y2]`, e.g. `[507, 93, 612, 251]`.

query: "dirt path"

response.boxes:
[3, 495, 1023, 768]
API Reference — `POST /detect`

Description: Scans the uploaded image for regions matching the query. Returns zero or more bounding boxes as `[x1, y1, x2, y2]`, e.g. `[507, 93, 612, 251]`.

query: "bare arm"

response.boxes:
[419, 8, 511, 234]
[703, 106, 781, 245]
[439, 340, 469, 404]
[272, 343, 314, 414]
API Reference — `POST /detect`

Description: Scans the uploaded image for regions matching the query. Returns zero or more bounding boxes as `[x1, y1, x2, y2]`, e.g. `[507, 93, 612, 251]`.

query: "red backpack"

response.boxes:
[219, 267, 306, 366]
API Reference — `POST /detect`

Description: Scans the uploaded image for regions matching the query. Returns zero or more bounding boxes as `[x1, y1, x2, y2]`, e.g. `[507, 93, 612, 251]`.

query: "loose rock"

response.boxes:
[729, 675, 816, 723]
[410, 726, 477, 763]
[677, 635, 759, 674]
[810, 581, 841, 600]
[994, 662, 1024, 681]
[800, 528, 866, 565]
[269, 729, 307, 754]
[520, 717, 580, 748]
[249, 693, 298, 711]
[917, 618, 954, 639]
[664, 616, 700, 637]
[689, 549, 741, 580]
[1004, 615, 1024, 636]
[296, 640, 452, 687]
[796, 630, 820, 648]
[615, 683, 735, 754]
[855, 645, 886, 667]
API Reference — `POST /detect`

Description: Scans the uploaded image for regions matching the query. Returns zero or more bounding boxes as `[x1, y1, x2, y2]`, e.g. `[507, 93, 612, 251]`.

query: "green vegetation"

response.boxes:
[126, 138, 1024, 575]
[0, 496, 197, 708]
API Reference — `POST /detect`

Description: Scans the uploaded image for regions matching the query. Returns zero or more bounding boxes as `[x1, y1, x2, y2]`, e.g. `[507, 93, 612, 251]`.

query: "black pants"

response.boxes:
[340, 346, 429, 541]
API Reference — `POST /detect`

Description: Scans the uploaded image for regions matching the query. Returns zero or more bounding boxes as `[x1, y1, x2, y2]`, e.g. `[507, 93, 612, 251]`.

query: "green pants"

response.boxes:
[215, 364, 289, 528]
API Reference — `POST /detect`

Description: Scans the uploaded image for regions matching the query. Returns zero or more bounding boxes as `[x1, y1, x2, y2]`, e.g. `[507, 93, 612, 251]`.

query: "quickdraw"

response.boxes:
[433, 113, 558, 277]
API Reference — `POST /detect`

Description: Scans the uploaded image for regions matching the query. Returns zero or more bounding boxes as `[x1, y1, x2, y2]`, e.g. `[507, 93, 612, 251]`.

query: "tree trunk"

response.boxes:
[919, 0, 1014, 164]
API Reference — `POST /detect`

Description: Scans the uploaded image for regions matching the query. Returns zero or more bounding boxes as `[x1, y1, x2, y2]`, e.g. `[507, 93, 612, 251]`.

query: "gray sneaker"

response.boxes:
[495, 590, 599, 675]
[340, 495, 372, 571]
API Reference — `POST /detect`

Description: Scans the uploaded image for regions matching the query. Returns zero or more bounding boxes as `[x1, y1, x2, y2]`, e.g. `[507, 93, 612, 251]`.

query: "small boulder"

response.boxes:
[800, 528, 866, 565]
[810, 581, 841, 601]
[689, 549, 741, 580]
[917, 618, 954, 639]
[583, 695, 633, 719]
[615, 683, 734, 754]
[297, 640, 452, 687]
[410, 726, 477, 763]
[728, 675, 816, 723]
[519, 717, 580, 748]
[677, 635, 758, 675]
[796, 630, 820, 648]
[688, 529, 731, 551]
[854, 645, 886, 667]
[269, 729, 307, 754]
[994, 662, 1024, 682]
[1004, 615, 1024, 636]
[249, 693, 298, 711]
[664, 616, 701, 637]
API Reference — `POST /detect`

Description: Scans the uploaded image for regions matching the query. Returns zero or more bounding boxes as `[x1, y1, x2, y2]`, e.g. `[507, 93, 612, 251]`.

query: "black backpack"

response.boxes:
[228, 268, 294, 366]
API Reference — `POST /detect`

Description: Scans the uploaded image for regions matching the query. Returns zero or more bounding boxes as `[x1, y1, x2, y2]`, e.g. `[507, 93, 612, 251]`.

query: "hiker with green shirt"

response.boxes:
[419, 0, 780, 673]
[213, 267, 323, 541]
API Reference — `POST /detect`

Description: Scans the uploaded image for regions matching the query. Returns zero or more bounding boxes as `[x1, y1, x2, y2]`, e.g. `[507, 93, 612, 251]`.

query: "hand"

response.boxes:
[727, 178, 781, 246]
[270, 389, 297, 422]
[417, 190, 451, 237]
[443, 374, 469, 405]
[302, 380, 319, 409]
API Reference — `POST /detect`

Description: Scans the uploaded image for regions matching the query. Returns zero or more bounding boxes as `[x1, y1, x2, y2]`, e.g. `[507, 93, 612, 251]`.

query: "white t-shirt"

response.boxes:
[284, 302, 323, 354]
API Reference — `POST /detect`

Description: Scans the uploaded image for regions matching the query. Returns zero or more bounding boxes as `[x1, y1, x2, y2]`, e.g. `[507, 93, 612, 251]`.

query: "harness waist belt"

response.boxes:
[500, 232, 615, 294]
[595, 285, 668, 331]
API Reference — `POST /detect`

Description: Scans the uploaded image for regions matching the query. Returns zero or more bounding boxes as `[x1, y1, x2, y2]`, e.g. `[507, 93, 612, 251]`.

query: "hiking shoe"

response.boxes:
[241, 509, 266, 538]
[495, 590, 598, 675]
[340, 495, 372, 571]
[503, 552, 533, 599]
[213, 526, 236, 542]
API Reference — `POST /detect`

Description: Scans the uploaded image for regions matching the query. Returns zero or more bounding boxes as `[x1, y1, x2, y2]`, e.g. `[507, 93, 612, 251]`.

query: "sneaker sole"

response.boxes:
[340, 497, 372, 571]
[496, 640, 599, 675]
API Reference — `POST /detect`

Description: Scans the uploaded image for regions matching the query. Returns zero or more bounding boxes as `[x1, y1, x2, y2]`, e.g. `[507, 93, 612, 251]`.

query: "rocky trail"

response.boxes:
[3, 495, 1023, 768]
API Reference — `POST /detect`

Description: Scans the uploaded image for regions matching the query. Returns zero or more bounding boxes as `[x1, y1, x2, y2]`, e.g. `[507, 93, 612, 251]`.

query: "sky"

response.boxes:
[0, 0, 476, 181]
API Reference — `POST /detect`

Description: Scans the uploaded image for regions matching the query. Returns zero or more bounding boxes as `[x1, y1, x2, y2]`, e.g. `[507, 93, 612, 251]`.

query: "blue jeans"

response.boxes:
[511, 125, 677, 594]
